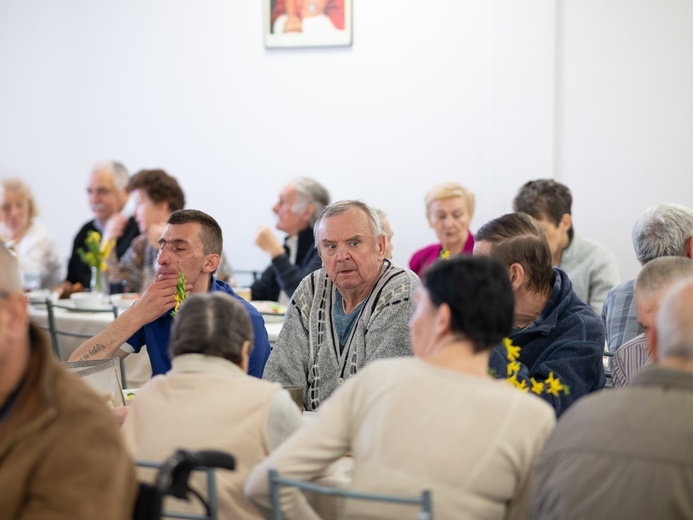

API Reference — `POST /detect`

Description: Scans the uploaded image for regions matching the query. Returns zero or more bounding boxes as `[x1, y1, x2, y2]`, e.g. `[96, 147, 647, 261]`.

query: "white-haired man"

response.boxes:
[252, 177, 330, 304]
[530, 277, 693, 518]
[263, 200, 420, 410]
[611, 256, 693, 386]
[603, 203, 693, 352]
[66, 161, 139, 288]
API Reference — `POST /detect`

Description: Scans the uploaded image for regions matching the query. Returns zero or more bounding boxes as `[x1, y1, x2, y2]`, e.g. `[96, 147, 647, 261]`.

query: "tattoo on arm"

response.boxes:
[80, 344, 106, 361]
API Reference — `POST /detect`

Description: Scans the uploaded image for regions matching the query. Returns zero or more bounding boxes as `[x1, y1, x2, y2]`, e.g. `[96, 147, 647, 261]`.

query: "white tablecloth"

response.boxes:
[29, 304, 283, 388]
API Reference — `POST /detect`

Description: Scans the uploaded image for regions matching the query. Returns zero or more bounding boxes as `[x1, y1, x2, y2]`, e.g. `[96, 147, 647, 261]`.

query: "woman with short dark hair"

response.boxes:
[246, 256, 556, 520]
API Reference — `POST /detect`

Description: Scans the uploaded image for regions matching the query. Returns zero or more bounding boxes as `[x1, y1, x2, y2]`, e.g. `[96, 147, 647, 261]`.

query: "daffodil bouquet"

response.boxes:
[171, 272, 189, 317]
[77, 230, 115, 294]
[77, 230, 114, 271]
[502, 337, 570, 397]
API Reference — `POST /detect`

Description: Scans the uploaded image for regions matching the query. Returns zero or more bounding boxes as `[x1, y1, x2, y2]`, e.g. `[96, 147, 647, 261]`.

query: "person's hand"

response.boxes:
[127, 276, 192, 324]
[102, 213, 128, 243]
[284, 14, 303, 32]
[145, 222, 166, 249]
[255, 226, 285, 259]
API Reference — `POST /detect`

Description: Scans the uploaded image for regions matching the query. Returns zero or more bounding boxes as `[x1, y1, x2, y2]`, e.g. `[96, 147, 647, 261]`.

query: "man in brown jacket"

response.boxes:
[0, 243, 137, 519]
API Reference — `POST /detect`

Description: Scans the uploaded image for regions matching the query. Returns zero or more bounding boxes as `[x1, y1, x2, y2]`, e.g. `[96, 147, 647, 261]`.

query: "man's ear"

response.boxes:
[202, 253, 221, 274]
[685, 237, 693, 259]
[648, 325, 659, 362]
[559, 213, 572, 233]
[239, 340, 250, 373]
[376, 234, 386, 258]
[508, 263, 525, 291]
[435, 302, 452, 338]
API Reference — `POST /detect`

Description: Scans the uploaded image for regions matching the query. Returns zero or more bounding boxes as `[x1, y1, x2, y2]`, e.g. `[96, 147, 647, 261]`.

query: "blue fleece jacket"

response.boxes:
[490, 268, 606, 417]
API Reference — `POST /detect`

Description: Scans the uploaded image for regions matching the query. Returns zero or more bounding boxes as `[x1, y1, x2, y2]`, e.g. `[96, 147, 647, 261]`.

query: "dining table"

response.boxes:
[28, 297, 285, 389]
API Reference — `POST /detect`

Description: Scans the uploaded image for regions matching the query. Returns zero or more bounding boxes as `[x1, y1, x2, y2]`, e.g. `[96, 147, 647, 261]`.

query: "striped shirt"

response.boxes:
[611, 333, 652, 387]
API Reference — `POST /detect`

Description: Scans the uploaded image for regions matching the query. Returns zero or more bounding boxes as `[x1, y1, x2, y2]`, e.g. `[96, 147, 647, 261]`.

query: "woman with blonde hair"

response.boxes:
[0, 178, 63, 288]
[409, 181, 476, 276]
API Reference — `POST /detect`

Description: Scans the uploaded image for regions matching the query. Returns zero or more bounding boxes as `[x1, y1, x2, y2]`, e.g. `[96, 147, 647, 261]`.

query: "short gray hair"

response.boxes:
[169, 292, 254, 366]
[635, 256, 693, 300]
[92, 160, 129, 192]
[656, 278, 693, 360]
[0, 243, 22, 293]
[291, 177, 330, 227]
[632, 203, 693, 266]
[313, 200, 383, 247]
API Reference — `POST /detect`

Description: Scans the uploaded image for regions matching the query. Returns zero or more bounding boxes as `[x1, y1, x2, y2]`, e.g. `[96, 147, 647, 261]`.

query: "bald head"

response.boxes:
[634, 257, 693, 349]
[656, 279, 693, 361]
[635, 257, 693, 299]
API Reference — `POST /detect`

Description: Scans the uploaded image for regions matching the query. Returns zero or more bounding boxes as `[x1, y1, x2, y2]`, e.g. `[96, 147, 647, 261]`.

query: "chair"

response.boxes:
[134, 449, 236, 520]
[268, 468, 434, 520]
[603, 350, 614, 389]
[45, 298, 126, 387]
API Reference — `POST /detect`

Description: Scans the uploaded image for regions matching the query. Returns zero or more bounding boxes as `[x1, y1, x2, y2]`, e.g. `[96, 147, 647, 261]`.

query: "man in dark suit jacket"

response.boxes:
[251, 177, 330, 303]
[66, 161, 139, 288]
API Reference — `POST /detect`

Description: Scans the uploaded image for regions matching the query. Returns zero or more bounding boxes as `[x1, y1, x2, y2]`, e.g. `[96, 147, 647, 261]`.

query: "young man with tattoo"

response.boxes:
[69, 209, 271, 378]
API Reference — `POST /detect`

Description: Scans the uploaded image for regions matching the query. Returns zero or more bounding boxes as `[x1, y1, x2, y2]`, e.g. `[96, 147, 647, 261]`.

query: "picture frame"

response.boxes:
[265, 0, 353, 48]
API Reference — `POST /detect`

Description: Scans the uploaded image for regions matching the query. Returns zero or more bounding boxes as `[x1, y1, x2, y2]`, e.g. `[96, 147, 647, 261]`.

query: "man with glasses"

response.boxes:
[65, 160, 140, 288]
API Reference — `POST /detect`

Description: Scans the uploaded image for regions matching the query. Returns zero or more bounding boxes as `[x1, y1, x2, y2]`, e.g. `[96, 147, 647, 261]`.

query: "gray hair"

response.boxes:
[291, 177, 330, 227]
[0, 243, 22, 293]
[632, 203, 693, 266]
[656, 278, 693, 360]
[169, 292, 254, 366]
[313, 200, 383, 247]
[635, 256, 693, 300]
[91, 160, 129, 192]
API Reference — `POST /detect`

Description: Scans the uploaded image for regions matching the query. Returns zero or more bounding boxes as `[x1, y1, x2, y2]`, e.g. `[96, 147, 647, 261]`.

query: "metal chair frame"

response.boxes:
[45, 298, 126, 387]
[268, 468, 434, 520]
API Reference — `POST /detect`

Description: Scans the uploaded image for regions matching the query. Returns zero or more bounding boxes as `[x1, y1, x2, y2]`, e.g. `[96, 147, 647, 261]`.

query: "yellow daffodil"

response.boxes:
[501, 338, 570, 398]
[504, 338, 521, 362]
[438, 248, 451, 260]
[171, 272, 189, 317]
[507, 360, 521, 376]
[530, 377, 545, 395]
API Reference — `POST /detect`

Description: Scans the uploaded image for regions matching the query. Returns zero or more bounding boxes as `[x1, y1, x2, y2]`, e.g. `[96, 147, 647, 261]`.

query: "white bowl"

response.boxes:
[111, 293, 140, 309]
[69, 292, 106, 309]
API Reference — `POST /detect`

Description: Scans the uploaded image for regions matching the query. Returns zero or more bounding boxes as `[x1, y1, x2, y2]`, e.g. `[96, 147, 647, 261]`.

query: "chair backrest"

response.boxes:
[45, 299, 126, 386]
[268, 468, 434, 520]
[603, 350, 614, 389]
[45, 298, 119, 358]
[135, 450, 236, 520]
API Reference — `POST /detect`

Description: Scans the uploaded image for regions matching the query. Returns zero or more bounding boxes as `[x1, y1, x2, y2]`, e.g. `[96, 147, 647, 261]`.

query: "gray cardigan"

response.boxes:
[262, 259, 420, 410]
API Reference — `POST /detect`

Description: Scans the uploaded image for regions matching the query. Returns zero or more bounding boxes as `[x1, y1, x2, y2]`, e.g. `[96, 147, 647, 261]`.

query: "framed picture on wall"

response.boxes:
[265, 0, 352, 48]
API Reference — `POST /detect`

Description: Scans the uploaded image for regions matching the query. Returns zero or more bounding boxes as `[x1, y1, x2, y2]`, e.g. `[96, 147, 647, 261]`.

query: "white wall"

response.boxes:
[1, 0, 691, 283]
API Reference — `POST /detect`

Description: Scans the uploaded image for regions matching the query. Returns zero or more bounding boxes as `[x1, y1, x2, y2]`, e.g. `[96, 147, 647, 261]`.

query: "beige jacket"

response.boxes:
[122, 354, 302, 519]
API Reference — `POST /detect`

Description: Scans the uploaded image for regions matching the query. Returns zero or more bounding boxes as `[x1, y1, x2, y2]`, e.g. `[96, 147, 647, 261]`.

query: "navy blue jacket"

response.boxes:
[490, 268, 606, 417]
[251, 227, 321, 302]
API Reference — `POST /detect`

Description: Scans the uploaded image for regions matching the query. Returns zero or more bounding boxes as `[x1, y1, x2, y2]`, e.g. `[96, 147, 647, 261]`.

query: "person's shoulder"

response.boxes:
[410, 243, 440, 259]
[73, 220, 96, 240]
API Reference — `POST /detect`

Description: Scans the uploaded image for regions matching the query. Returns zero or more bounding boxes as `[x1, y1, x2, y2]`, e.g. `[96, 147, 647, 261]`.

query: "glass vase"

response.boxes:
[90, 265, 106, 298]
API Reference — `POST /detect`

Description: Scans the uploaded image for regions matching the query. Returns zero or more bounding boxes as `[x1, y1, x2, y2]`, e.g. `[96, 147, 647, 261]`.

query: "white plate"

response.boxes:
[111, 293, 140, 309]
[27, 289, 56, 304]
[250, 301, 287, 315]
[53, 300, 114, 312]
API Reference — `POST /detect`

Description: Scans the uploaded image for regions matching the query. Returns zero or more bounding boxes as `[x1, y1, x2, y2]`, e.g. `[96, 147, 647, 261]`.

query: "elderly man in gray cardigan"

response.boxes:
[263, 200, 420, 410]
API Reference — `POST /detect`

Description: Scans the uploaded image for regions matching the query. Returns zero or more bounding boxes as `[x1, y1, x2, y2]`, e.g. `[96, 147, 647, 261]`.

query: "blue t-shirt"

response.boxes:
[126, 277, 270, 378]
